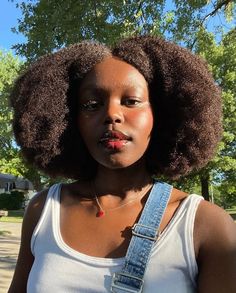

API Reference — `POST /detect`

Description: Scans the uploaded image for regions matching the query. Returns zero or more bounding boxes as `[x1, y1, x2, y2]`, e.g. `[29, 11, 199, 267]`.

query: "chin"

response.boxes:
[102, 160, 130, 170]
[99, 156, 146, 171]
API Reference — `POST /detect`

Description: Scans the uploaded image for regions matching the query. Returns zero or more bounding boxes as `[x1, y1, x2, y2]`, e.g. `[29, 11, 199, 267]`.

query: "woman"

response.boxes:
[9, 36, 236, 292]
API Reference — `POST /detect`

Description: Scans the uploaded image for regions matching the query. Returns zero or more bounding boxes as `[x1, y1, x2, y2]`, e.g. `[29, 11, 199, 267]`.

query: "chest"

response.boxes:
[29, 247, 197, 293]
[29, 187, 199, 292]
[29, 195, 198, 293]
[29, 244, 197, 293]
[60, 199, 181, 258]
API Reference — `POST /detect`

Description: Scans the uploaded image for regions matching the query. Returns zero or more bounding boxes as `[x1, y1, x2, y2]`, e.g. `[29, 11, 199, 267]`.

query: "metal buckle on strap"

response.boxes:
[132, 223, 158, 241]
[111, 272, 144, 293]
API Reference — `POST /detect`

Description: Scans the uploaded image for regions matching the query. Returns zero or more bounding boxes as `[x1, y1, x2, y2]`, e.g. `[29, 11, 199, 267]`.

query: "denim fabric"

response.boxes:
[111, 181, 172, 293]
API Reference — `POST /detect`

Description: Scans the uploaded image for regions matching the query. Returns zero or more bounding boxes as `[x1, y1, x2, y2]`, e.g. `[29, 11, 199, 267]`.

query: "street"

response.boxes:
[0, 222, 21, 293]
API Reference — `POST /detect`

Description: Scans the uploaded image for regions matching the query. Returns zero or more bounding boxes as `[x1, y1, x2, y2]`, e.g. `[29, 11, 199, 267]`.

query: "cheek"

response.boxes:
[77, 111, 97, 131]
[77, 114, 92, 143]
[130, 109, 153, 134]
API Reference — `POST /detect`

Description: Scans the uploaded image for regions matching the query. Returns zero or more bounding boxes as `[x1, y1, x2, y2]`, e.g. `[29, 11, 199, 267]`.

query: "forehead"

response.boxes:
[79, 57, 148, 92]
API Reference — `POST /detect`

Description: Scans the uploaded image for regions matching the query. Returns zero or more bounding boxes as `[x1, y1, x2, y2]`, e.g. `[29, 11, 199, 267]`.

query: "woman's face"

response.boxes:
[77, 57, 153, 170]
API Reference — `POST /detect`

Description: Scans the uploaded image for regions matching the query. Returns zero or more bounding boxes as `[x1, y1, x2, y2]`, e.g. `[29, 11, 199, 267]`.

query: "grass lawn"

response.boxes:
[0, 210, 24, 223]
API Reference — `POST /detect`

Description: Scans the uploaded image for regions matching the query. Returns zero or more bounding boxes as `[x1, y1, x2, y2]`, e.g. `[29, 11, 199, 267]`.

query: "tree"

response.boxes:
[12, 0, 235, 60]
[10, 0, 236, 204]
[0, 50, 22, 172]
[0, 50, 48, 191]
[191, 27, 236, 203]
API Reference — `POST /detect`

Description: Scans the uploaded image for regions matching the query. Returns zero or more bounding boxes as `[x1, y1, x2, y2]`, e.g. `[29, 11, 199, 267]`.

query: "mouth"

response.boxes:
[99, 130, 132, 150]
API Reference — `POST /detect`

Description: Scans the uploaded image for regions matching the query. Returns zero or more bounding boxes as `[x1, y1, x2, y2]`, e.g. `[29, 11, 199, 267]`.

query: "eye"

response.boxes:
[79, 100, 101, 111]
[122, 97, 142, 107]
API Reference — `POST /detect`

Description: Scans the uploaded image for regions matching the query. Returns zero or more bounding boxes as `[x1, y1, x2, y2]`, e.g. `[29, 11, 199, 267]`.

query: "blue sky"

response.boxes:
[0, 0, 26, 53]
[0, 1, 233, 57]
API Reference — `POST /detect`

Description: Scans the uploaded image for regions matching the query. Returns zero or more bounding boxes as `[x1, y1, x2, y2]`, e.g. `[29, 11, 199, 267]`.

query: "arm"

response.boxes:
[8, 190, 48, 293]
[195, 200, 236, 293]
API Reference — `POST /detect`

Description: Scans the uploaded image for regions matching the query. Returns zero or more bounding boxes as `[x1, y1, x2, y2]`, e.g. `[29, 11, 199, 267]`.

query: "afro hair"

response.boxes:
[10, 35, 222, 180]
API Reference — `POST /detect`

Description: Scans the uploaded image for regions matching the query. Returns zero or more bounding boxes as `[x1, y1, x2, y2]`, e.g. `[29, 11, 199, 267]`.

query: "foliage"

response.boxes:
[11, 0, 236, 60]
[0, 50, 22, 173]
[0, 51, 20, 153]
[193, 27, 236, 205]
[0, 51, 35, 184]
[6, 0, 236, 206]
[215, 171, 236, 209]
[0, 50, 48, 190]
[0, 190, 25, 210]
[0, 209, 24, 223]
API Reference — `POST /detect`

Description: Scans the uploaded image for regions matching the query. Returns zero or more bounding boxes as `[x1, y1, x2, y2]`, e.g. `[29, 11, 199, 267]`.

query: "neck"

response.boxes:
[94, 161, 153, 198]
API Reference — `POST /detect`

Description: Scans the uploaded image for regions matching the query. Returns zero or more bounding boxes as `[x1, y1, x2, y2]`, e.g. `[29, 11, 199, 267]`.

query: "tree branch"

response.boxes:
[189, 0, 233, 50]
[203, 0, 232, 21]
[133, 0, 145, 33]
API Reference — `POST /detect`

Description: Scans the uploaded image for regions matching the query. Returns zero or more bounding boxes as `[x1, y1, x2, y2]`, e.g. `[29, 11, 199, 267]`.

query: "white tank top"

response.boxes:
[27, 184, 203, 293]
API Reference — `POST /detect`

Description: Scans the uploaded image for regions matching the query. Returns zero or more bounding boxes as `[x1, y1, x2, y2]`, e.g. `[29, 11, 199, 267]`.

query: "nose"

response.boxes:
[104, 100, 124, 125]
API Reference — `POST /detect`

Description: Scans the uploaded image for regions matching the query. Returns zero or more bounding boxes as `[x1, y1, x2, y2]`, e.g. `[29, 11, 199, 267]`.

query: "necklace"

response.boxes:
[93, 182, 153, 218]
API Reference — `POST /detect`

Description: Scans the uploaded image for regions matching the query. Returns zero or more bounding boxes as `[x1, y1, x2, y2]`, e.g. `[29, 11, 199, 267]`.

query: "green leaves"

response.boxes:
[0, 50, 22, 176]
[0, 51, 21, 147]
[11, 1, 236, 60]
[191, 25, 236, 203]
[7, 0, 236, 205]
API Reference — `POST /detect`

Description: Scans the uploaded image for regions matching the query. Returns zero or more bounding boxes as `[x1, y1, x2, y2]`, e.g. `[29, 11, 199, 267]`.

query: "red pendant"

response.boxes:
[97, 210, 105, 218]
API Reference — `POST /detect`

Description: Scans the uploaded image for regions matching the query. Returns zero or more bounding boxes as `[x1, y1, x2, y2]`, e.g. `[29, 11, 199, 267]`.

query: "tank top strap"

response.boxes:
[31, 183, 62, 255]
[183, 194, 204, 283]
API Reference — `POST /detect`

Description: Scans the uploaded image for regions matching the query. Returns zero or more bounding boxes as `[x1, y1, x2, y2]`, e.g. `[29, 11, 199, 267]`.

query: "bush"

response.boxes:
[0, 191, 25, 210]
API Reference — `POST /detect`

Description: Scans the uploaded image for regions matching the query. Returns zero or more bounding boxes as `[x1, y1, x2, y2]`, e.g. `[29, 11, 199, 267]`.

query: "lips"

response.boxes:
[99, 130, 131, 150]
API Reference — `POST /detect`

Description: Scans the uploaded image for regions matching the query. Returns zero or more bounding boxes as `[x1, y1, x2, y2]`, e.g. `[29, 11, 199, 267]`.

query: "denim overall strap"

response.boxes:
[111, 181, 172, 293]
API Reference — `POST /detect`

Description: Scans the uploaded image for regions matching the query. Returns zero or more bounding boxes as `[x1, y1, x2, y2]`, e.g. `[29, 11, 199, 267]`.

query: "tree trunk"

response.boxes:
[200, 174, 210, 201]
[33, 179, 43, 192]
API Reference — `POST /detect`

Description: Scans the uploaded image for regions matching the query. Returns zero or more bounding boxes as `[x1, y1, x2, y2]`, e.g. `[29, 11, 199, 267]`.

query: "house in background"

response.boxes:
[0, 173, 35, 199]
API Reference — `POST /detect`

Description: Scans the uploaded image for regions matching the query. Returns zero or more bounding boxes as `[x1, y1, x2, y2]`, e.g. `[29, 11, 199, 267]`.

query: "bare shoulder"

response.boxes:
[17, 188, 49, 258]
[8, 189, 49, 293]
[195, 200, 236, 250]
[25, 188, 49, 224]
[194, 199, 236, 293]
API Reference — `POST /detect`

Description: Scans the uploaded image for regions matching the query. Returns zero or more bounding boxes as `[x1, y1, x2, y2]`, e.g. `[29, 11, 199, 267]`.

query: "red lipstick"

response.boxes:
[99, 130, 131, 150]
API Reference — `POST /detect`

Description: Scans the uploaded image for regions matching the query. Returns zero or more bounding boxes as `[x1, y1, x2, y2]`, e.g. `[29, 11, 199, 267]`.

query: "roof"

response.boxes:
[0, 173, 34, 190]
